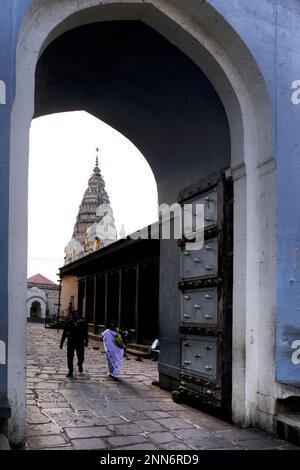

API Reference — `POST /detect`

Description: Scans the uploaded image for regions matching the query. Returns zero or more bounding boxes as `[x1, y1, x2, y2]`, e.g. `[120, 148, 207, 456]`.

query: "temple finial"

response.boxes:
[95, 147, 99, 167]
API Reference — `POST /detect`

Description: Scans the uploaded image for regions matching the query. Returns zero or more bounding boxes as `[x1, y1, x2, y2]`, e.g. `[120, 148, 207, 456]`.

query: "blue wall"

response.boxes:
[209, 0, 300, 386]
[275, 1, 300, 385]
[0, 0, 31, 409]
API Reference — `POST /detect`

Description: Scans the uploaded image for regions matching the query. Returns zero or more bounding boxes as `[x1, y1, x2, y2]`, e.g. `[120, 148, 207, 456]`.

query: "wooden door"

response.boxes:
[173, 171, 233, 419]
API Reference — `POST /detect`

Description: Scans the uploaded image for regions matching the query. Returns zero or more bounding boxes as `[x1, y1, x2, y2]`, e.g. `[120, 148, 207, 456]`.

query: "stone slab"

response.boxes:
[71, 438, 107, 449]
[27, 435, 68, 449]
[26, 422, 62, 437]
[106, 435, 148, 447]
[64, 426, 112, 439]
[155, 418, 195, 430]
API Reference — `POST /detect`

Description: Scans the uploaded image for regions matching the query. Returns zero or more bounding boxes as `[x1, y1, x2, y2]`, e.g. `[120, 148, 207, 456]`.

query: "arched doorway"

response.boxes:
[8, 1, 274, 446]
[34, 18, 232, 416]
[29, 301, 41, 322]
[34, 20, 232, 414]
[26, 287, 47, 322]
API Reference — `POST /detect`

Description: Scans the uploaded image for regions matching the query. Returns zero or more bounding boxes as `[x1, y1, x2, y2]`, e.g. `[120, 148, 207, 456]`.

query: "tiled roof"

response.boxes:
[27, 273, 57, 286]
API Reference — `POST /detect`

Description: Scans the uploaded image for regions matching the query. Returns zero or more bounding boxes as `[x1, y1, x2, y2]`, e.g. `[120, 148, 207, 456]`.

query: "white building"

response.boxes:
[27, 274, 59, 321]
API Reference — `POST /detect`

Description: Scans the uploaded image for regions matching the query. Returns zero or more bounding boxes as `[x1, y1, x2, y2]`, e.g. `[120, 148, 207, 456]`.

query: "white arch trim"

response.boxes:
[26, 298, 46, 319]
[9, 0, 276, 444]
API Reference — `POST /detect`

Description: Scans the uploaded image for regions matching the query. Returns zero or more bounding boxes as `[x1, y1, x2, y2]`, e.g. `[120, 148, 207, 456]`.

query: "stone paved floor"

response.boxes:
[26, 323, 299, 450]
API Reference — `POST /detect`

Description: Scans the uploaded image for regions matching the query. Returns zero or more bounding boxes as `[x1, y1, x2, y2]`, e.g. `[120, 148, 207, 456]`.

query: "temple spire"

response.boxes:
[72, 149, 110, 244]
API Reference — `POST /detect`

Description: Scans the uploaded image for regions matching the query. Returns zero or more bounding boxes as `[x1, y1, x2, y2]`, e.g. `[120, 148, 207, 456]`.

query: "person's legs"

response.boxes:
[112, 361, 121, 377]
[111, 353, 123, 377]
[106, 355, 114, 374]
[76, 342, 85, 372]
[67, 342, 75, 377]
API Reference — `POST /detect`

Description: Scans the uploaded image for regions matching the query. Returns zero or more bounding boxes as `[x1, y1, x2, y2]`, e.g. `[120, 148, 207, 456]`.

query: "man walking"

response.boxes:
[60, 311, 88, 378]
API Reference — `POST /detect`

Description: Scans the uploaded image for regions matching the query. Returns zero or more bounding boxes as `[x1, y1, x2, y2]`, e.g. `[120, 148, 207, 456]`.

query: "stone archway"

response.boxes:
[8, 0, 274, 446]
[26, 287, 47, 322]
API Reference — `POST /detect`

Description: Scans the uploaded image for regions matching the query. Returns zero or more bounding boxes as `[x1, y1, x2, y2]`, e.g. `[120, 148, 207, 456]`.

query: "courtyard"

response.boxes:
[25, 323, 298, 451]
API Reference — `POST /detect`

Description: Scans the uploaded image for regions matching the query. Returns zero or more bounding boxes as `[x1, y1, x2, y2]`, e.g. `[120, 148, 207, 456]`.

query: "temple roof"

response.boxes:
[27, 273, 57, 286]
[72, 148, 111, 244]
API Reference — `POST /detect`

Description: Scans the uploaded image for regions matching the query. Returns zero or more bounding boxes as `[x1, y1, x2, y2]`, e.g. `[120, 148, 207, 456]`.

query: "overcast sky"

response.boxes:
[28, 111, 158, 283]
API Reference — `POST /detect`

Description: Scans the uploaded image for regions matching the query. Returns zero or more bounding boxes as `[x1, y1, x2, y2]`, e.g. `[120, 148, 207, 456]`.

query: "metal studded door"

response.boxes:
[173, 171, 233, 419]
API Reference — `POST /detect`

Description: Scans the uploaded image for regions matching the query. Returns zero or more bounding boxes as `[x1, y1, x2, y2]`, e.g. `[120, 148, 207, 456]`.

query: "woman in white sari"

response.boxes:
[102, 320, 124, 380]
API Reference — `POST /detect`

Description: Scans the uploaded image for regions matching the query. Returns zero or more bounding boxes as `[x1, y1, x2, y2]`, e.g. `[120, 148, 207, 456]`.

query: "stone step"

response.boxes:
[275, 412, 300, 446]
[126, 343, 152, 358]
[127, 343, 151, 353]
[126, 347, 151, 358]
[125, 343, 152, 358]
[88, 332, 100, 341]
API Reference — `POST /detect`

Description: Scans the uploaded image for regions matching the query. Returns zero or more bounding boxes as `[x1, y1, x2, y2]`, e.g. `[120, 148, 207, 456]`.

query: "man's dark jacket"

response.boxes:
[60, 318, 88, 346]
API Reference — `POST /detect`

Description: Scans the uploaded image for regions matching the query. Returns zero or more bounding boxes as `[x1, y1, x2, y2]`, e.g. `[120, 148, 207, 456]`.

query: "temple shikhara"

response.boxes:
[64, 149, 119, 264]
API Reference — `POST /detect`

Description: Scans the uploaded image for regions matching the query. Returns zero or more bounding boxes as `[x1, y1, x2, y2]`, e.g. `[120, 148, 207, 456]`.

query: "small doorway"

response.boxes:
[30, 301, 42, 322]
